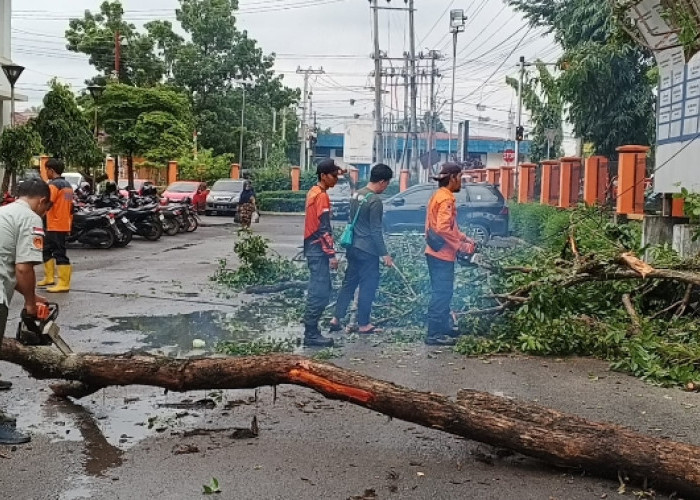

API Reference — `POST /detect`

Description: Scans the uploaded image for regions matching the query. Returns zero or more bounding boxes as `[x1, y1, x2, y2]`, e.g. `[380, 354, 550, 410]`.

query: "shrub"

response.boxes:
[257, 190, 306, 212]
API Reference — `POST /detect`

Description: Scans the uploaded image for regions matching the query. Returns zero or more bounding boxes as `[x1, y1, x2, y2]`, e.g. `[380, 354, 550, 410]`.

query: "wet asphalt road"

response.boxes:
[0, 215, 698, 499]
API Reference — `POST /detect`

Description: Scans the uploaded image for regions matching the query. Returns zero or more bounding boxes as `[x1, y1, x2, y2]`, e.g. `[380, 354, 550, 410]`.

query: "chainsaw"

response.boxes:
[456, 239, 479, 268]
[16, 302, 73, 355]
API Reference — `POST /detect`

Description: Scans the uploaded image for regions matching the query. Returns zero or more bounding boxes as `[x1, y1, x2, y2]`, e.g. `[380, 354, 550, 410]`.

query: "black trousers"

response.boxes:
[303, 255, 331, 334]
[426, 255, 455, 337]
[334, 248, 380, 326]
[0, 303, 7, 343]
[43, 231, 70, 265]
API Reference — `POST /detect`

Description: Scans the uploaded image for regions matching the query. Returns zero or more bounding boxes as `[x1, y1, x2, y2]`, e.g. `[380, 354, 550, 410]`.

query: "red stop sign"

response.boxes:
[503, 149, 515, 164]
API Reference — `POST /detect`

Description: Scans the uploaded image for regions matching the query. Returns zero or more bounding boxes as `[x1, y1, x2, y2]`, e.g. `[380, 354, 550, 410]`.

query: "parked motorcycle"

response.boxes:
[68, 208, 117, 249]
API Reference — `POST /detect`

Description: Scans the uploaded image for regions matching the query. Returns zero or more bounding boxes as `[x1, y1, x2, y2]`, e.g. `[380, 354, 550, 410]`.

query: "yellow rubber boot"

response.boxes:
[36, 260, 56, 287]
[46, 265, 71, 293]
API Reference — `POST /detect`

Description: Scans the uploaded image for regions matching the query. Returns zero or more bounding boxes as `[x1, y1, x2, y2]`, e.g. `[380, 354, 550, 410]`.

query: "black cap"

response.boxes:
[317, 158, 346, 176]
[431, 162, 462, 181]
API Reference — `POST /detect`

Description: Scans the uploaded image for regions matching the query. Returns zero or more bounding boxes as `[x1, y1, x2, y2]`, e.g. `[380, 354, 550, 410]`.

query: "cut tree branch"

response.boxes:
[1, 339, 699, 496]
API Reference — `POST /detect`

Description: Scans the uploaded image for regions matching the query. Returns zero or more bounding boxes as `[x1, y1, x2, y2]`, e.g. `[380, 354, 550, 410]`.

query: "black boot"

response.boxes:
[304, 328, 334, 347]
[0, 423, 29, 445]
[425, 335, 457, 346]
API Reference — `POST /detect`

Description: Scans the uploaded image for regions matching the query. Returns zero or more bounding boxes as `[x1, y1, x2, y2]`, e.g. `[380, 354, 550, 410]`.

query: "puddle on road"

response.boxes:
[105, 300, 303, 354]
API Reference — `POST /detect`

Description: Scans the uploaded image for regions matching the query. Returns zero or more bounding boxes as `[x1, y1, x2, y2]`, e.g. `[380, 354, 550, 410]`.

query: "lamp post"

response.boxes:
[448, 10, 466, 161]
[2, 64, 24, 127]
[87, 84, 105, 138]
[239, 84, 246, 170]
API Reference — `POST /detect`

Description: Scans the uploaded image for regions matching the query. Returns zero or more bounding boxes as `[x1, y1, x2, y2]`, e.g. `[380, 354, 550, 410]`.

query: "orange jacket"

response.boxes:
[46, 177, 74, 232]
[425, 187, 469, 262]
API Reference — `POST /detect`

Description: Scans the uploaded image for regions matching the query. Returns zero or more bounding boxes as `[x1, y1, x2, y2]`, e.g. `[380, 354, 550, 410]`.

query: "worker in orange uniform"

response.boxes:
[424, 163, 476, 346]
[302, 159, 345, 347]
[37, 158, 74, 293]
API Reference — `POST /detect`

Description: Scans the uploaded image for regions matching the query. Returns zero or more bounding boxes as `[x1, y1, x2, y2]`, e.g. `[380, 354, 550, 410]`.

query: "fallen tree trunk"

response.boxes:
[244, 281, 307, 294]
[1, 340, 699, 494]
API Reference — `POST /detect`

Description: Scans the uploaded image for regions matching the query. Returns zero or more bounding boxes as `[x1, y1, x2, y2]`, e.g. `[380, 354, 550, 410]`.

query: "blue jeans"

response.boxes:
[303, 256, 331, 334]
[334, 248, 380, 326]
[426, 255, 455, 337]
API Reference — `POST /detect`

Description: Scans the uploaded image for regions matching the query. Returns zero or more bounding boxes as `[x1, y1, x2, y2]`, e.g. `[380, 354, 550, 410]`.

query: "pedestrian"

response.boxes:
[424, 163, 476, 346]
[0, 178, 52, 444]
[238, 180, 257, 228]
[302, 158, 345, 347]
[37, 158, 74, 293]
[330, 164, 394, 334]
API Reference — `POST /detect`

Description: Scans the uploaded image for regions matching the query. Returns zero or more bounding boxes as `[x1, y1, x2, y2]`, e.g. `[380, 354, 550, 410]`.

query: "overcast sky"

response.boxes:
[11, 0, 558, 136]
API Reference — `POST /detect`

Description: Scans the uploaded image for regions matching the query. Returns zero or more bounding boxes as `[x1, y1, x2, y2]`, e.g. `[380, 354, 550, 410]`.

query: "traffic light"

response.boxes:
[515, 126, 524, 142]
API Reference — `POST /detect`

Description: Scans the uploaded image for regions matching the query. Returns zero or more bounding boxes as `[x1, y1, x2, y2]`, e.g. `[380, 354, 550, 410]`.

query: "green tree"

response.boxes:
[508, 0, 656, 158]
[99, 83, 193, 182]
[34, 80, 103, 179]
[178, 148, 232, 184]
[506, 62, 564, 163]
[0, 124, 43, 192]
[65, 1, 166, 86]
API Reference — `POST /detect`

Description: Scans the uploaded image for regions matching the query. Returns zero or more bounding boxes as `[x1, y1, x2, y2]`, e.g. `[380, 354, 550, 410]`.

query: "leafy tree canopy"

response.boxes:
[0, 124, 43, 192]
[508, 0, 656, 158]
[34, 80, 103, 173]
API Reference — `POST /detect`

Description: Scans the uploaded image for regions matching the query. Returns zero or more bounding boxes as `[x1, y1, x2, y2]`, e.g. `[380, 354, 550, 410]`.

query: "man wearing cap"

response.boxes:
[302, 158, 344, 347]
[424, 163, 476, 346]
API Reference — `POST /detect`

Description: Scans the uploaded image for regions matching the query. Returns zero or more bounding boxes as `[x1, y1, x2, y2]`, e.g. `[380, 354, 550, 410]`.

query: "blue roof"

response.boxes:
[317, 133, 530, 154]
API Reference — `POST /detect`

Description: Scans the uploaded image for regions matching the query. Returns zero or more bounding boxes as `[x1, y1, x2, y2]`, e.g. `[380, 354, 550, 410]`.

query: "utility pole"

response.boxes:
[449, 10, 467, 163]
[114, 30, 121, 81]
[239, 85, 246, 169]
[296, 67, 324, 170]
[427, 50, 442, 174]
[515, 56, 525, 171]
[408, 0, 419, 180]
[371, 0, 384, 164]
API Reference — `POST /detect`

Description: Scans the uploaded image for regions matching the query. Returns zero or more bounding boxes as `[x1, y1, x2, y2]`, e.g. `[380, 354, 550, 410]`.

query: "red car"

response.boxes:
[161, 181, 209, 210]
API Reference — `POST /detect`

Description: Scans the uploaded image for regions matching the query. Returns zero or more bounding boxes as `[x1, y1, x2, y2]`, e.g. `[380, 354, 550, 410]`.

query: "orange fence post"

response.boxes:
[499, 166, 515, 199]
[672, 197, 685, 217]
[616, 145, 649, 215]
[518, 163, 536, 203]
[486, 168, 500, 185]
[540, 160, 560, 206]
[230, 163, 240, 180]
[291, 166, 301, 192]
[558, 156, 582, 208]
[583, 156, 609, 206]
[167, 161, 178, 185]
[399, 169, 410, 192]
[105, 157, 116, 182]
[39, 155, 49, 181]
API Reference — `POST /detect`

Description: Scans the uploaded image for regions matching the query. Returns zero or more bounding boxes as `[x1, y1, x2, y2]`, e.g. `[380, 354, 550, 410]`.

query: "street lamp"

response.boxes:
[87, 84, 105, 138]
[448, 10, 466, 161]
[239, 84, 246, 170]
[2, 64, 24, 127]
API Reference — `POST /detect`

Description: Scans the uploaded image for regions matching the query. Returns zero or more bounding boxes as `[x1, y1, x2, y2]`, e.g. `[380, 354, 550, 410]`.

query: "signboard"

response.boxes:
[343, 121, 374, 165]
[630, 0, 700, 192]
[503, 149, 515, 164]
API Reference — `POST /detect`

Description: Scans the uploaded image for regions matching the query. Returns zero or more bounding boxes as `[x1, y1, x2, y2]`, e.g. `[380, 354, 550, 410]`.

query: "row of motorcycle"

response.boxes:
[70, 192, 200, 249]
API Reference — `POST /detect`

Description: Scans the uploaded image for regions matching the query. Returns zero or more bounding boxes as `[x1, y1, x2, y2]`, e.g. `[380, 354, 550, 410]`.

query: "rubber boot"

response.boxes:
[36, 259, 56, 287]
[47, 265, 71, 293]
[303, 328, 334, 347]
[0, 422, 29, 445]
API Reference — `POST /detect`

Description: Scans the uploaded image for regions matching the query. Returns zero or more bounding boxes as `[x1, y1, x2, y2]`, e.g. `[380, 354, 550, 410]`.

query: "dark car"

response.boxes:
[328, 177, 352, 221]
[382, 182, 509, 243]
[205, 179, 246, 216]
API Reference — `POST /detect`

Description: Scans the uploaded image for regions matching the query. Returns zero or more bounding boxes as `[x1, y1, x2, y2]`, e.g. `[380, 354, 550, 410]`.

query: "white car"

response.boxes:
[63, 172, 85, 190]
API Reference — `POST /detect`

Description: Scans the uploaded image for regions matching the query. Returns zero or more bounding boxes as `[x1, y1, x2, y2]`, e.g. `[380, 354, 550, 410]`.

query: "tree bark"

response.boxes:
[1, 339, 699, 495]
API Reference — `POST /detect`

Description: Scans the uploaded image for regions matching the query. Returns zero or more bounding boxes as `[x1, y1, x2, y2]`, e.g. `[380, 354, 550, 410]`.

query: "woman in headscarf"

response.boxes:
[237, 180, 257, 228]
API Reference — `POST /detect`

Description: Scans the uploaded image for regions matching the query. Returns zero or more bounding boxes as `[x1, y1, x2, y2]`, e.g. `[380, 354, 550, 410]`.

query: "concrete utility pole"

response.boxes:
[371, 0, 384, 164]
[449, 9, 467, 162]
[427, 50, 441, 173]
[239, 86, 246, 169]
[408, 0, 419, 180]
[296, 67, 324, 170]
[515, 56, 525, 170]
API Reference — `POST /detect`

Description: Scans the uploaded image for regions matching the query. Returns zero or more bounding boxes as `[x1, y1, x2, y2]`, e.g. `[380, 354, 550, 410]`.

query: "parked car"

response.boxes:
[327, 176, 352, 220]
[205, 179, 246, 216]
[161, 181, 204, 204]
[118, 178, 154, 197]
[64, 172, 86, 191]
[382, 182, 509, 243]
